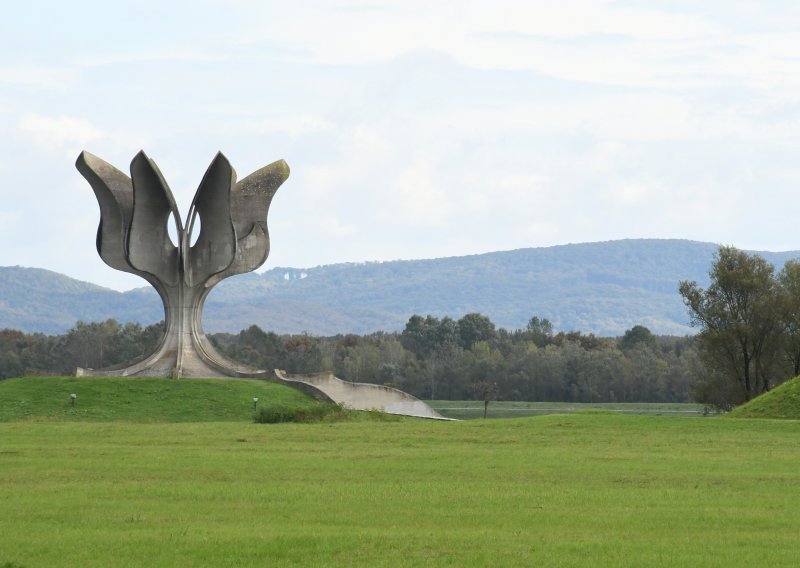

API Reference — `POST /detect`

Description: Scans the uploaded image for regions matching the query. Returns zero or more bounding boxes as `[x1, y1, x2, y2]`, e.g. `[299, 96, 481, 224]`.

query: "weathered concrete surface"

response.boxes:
[274, 370, 449, 420]
[75, 150, 287, 380]
[75, 150, 445, 420]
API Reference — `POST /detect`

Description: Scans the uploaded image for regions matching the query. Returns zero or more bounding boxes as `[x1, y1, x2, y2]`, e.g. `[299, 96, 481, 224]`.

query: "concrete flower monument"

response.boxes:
[75, 151, 444, 419]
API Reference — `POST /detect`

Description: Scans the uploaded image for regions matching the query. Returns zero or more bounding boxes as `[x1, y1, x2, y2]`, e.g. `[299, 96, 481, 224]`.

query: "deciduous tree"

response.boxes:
[778, 260, 800, 375]
[679, 246, 784, 408]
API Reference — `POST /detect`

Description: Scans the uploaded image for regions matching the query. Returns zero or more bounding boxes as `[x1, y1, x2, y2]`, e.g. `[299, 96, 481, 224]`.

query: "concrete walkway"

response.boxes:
[273, 370, 449, 420]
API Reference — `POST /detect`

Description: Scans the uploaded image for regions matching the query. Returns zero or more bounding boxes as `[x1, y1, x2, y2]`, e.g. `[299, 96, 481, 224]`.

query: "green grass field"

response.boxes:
[1, 377, 799, 566]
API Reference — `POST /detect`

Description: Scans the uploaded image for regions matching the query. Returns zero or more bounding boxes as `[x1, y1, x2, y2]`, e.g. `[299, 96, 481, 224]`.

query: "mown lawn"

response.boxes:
[2, 413, 799, 566]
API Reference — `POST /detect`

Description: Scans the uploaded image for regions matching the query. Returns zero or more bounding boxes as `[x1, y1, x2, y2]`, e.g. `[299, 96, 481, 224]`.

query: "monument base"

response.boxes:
[76, 356, 448, 420]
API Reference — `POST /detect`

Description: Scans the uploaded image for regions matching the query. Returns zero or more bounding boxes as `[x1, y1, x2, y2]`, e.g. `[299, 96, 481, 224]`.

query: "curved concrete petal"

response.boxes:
[128, 151, 181, 287]
[186, 152, 237, 287]
[224, 159, 290, 277]
[75, 151, 138, 275]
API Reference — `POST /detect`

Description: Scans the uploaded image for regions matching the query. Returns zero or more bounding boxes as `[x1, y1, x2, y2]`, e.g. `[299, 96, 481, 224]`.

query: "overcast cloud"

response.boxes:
[2, 1, 800, 290]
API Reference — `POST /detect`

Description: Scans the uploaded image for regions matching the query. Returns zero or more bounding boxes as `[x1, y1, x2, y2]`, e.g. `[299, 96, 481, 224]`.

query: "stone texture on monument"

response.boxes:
[76, 150, 286, 379]
[75, 151, 445, 419]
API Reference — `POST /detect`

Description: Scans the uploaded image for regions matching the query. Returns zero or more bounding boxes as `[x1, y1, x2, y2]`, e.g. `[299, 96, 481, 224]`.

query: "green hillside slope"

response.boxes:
[0, 376, 317, 422]
[727, 376, 800, 420]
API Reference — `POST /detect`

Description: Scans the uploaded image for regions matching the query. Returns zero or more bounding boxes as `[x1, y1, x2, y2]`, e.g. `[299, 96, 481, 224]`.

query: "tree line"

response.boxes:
[0, 314, 702, 404]
[680, 245, 800, 409]
[0, 320, 165, 379]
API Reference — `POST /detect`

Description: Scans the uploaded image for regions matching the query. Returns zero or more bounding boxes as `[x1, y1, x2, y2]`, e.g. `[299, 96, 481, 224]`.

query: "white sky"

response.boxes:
[2, 0, 800, 290]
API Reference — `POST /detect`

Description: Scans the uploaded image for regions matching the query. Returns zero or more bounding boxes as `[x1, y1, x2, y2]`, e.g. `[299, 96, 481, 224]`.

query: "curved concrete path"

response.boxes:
[273, 370, 449, 420]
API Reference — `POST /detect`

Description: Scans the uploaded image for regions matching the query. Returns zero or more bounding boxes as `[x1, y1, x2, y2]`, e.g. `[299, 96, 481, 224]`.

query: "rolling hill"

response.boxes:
[3, 239, 800, 336]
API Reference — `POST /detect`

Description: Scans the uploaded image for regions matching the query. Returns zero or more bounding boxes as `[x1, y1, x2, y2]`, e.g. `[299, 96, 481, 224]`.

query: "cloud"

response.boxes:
[320, 216, 359, 237]
[0, 67, 72, 90]
[245, 115, 336, 138]
[4, 0, 800, 290]
[222, 0, 800, 104]
[18, 113, 104, 152]
[74, 49, 229, 67]
[612, 182, 651, 205]
[391, 159, 450, 226]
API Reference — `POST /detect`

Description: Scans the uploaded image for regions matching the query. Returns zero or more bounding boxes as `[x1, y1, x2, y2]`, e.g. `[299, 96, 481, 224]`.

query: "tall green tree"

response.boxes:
[229, 325, 286, 370]
[525, 316, 554, 347]
[618, 325, 656, 352]
[401, 315, 460, 358]
[457, 313, 496, 349]
[778, 259, 800, 376]
[283, 334, 323, 374]
[57, 319, 122, 371]
[679, 246, 785, 408]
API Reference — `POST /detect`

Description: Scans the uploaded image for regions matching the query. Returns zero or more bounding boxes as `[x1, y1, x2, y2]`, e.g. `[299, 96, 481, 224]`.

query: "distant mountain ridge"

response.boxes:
[3, 239, 800, 336]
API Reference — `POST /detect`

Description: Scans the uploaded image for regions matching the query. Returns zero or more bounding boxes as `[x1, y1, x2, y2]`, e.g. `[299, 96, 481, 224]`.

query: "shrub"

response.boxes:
[253, 404, 300, 423]
[253, 403, 399, 423]
[253, 403, 353, 423]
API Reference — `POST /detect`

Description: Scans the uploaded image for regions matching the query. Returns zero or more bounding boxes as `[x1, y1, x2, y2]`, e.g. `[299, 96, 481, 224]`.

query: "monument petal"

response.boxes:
[186, 152, 237, 287]
[75, 151, 137, 276]
[128, 151, 182, 287]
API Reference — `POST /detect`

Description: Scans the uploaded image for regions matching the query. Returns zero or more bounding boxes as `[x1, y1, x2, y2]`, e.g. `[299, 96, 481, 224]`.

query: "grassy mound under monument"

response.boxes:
[726, 375, 800, 420]
[0, 376, 320, 422]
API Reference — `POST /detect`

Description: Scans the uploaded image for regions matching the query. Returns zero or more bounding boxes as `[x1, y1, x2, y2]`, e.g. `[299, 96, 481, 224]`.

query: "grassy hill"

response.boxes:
[727, 376, 800, 420]
[0, 376, 318, 422]
[4, 239, 800, 336]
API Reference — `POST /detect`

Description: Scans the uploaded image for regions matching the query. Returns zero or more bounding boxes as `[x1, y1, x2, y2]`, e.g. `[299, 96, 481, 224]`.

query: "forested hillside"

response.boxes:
[0, 266, 156, 333]
[3, 239, 800, 336]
